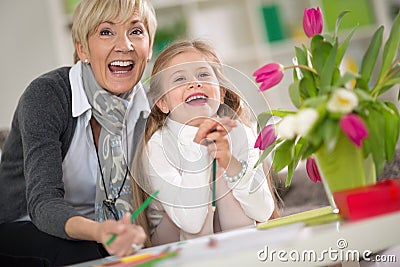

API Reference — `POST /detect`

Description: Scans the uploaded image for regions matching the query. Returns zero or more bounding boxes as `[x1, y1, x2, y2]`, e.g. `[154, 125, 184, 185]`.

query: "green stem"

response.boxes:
[212, 159, 216, 211]
[284, 64, 318, 75]
[371, 55, 400, 97]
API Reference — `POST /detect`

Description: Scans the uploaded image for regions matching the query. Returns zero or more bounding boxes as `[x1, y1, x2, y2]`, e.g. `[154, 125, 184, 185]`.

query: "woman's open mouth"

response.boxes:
[108, 60, 134, 74]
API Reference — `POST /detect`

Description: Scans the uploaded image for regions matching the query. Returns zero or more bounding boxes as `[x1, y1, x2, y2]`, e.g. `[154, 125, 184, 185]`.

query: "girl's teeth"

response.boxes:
[186, 95, 207, 102]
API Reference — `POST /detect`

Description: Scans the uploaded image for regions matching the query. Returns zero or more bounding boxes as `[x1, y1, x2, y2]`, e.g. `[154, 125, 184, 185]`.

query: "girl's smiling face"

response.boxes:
[76, 13, 152, 95]
[156, 49, 225, 125]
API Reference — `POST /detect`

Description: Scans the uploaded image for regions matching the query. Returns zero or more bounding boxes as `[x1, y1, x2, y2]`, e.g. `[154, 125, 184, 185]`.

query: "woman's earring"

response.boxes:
[84, 59, 89, 64]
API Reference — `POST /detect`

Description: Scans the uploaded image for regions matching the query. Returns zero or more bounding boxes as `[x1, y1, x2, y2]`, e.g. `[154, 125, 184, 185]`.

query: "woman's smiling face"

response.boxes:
[76, 13, 152, 95]
[156, 49, 224, 125]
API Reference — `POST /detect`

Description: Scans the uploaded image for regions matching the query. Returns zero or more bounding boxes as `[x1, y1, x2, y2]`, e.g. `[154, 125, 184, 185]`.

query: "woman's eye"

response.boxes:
[131, 28, 143, 35]
[99, 29, 113, 36]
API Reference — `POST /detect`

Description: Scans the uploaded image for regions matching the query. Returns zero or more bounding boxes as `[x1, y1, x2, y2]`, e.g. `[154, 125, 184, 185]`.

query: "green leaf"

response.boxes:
[378, 84, 397, 96]
[295, 46, 307, 66]
[387, 64, 400, 80]
[254, 140, 278, 168]
[268, 109, 297, 118]
[257, 112, 273, 133]
[289, 80, 301, 108]
[321, 118, 340, 153]
[319, 41, 338, 94]
[272, 140, 295, 172]
[355, 78, 370, 91]
[299, 76, 317, 98]
[353, 88, 374, 102]
[379, 66, 400, 93]
[336, 27, 356, 65]
[302, 95, 328, 108]
[308, 122, 324, 148]
[362, 108, 386, 176]
[322, 34, 335, 45]
[331, 68, 341, 86]
[382, 102, 400, 162]
[335, 10, 351, 37]
[311, 35, 333, 75]
[335, 71, 358, 87]
[360, 26, 384, 84]
[295, 46, 315, 80]
[286, 138, 310, 186]
[301, 143, 318, 160]
[285, 165, 295, 187]
[378, 12, 400, 85]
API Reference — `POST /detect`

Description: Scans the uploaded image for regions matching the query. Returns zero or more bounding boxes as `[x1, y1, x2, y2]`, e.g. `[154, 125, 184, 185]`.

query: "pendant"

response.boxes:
[103, 199, 120, 220]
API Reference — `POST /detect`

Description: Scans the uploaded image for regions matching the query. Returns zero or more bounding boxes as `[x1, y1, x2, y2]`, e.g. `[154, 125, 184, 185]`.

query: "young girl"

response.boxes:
[132, 40, 276, 246]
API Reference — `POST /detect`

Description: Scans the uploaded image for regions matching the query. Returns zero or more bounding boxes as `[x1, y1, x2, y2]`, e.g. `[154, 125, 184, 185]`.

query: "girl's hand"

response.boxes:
[99, 213, 146, 257]
[193, 117, 236, 144]
[193, 117, 237, 170]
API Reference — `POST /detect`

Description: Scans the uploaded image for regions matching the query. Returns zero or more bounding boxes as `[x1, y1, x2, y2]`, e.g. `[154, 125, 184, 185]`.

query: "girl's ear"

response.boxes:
[220, 88, 226, 104]
[76, 42, 89, 63]
[156, 98, 170, 114]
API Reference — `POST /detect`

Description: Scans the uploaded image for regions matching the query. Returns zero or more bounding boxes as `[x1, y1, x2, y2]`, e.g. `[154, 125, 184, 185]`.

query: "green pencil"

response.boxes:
[212, 159, 216, 211]
[105, 190, 159, 246]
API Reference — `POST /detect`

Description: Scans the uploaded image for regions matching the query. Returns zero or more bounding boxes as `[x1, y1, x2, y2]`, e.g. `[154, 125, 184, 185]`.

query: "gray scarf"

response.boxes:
[82, 63, 133, 222]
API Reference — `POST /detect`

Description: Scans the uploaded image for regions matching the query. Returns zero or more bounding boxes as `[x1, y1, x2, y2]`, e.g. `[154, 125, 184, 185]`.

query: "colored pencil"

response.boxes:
[96, 253, 153, 266]
[105, 190, 159, 246]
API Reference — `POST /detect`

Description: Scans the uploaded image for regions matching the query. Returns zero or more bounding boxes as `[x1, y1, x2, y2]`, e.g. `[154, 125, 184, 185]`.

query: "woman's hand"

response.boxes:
[99, 212, 146, 257]
[66, 214, 146, 257]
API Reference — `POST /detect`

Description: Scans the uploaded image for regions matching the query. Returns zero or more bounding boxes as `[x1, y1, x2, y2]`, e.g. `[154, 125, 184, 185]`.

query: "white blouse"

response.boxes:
[147, 118, 274, 235]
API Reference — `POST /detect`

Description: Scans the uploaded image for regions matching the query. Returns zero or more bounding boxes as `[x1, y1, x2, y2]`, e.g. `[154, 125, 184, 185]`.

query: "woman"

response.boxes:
[0, 0, 157, 265]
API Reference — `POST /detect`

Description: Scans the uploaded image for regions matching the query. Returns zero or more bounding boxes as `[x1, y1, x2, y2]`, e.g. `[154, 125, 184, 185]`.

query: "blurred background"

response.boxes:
[0, 0, 399, 129]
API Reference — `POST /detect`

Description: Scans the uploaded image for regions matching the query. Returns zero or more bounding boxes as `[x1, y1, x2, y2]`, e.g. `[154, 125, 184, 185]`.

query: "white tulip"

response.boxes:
[276, 115, 297, 140]
[326, 88, 358, 113]
[296, 108, 319, 136]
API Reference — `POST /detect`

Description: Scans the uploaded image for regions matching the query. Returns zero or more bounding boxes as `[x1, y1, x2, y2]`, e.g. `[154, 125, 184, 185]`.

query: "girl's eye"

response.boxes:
[99, 29, 113, 36]
[174, 76, 185, 83]
[199, 72, 211, 79]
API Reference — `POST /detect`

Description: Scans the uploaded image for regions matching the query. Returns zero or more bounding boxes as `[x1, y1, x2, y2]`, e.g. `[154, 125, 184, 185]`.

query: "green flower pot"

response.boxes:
[315, 131, 376, 212]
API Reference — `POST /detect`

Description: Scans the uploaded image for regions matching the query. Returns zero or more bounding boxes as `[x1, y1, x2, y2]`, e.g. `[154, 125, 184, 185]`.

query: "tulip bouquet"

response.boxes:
[253, 7, 400, 187]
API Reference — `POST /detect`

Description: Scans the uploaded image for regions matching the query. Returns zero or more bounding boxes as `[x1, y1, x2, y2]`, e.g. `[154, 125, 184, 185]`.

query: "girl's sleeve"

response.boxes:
[226, 124, 275, 222]
[147, 133, 210, 234]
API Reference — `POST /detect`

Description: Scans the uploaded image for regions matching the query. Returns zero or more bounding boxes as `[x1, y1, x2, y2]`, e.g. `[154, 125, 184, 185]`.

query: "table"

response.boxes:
[70, 210, 400, 267]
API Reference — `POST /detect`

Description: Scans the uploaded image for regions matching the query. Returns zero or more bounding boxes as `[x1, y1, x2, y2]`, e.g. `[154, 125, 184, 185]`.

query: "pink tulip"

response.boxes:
[339, 114, 368, 148]
[303, 7, 324, 38]
[306, 157, 322, 183]
[253, 63, 284, 91]
[254, 124, 277, 150]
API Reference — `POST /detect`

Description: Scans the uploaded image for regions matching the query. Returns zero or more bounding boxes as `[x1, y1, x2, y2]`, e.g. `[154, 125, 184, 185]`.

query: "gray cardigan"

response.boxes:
[0, 67, 79, 239]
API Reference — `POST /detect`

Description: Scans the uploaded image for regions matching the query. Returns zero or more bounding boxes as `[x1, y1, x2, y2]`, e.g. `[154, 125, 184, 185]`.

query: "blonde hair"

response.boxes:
[71, 0, 157, 63]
